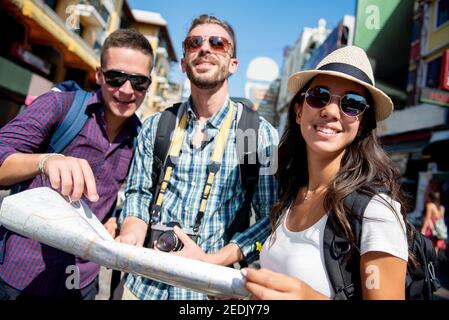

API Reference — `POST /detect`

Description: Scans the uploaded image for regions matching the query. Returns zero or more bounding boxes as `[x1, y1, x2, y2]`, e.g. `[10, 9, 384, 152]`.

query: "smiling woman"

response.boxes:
[242, 45, 415, 300]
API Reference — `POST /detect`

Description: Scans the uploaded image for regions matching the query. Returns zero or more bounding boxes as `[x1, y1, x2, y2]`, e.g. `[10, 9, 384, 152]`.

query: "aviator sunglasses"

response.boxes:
[183, 35, 233, 56]
[302, 86, 370, 118]
[101, 69, 152, 92]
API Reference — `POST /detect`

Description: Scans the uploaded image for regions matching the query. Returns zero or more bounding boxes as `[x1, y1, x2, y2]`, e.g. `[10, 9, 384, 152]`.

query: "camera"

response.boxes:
[149, 222, 198, 252]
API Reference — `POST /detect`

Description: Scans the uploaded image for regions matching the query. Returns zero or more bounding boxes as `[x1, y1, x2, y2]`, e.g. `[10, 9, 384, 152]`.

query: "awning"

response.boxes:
[422, 130, 449, 156]
[8, 0, 99, 70]
[429, 130, 449, 143]
[383, 140, 429, 153]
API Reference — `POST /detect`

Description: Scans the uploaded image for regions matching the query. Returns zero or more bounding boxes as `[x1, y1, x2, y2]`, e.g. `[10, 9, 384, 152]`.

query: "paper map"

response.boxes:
[0, 187, 249, 298]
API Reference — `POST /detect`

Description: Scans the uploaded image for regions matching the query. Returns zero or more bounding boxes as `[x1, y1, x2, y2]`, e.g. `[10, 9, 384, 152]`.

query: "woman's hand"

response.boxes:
[241, 268, 329, 300]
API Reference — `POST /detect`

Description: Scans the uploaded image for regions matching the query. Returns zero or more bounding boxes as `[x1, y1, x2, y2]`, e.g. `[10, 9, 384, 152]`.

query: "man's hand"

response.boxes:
[115, 217, 148, 247]
[43, 155, 99, 202]
[115, 232, 140, 246]
[103, 217, 118, 239]
[173, 226, 244, 266]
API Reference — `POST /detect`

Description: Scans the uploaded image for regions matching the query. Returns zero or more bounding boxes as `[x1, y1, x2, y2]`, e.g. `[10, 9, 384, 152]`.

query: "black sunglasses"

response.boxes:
[302, 86, 370, 118]
[101, 69, 152, 92]
[183, 35, 233, 56]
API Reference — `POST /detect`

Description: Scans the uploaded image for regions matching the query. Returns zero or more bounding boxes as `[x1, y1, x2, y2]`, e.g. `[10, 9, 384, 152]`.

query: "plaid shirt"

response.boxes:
[119, 97, 278, 300]
[0, 90, 140, 296]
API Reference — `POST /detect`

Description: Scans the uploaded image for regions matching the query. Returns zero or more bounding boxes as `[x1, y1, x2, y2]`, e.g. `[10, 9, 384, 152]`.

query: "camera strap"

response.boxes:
[150, 100, 236, 234]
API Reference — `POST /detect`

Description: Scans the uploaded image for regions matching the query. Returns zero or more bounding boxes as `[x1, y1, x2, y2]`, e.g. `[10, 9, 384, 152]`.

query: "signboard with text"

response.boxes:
[420, 87, 449, 107]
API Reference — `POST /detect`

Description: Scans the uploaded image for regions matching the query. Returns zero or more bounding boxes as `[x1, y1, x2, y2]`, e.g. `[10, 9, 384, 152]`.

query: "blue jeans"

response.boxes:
[0, 276, 99, 300]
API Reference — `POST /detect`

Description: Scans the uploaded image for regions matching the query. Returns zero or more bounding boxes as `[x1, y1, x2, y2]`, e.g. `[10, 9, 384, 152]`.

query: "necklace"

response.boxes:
[302, 185, 327, 203]
[303, 189, 316, 203]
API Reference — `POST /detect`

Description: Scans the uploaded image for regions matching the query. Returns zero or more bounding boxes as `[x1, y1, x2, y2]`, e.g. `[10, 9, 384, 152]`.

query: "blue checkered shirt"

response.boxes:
[118, 97, 278, 299]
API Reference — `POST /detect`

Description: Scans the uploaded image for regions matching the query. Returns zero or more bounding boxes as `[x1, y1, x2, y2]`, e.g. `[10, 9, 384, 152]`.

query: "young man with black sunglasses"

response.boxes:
[116, 14, 279, 300]
[0, 29, 153, 300]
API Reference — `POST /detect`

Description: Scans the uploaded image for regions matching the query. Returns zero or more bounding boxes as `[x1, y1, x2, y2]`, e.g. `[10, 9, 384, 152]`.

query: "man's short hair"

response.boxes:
[101, 29, 154, 69]
[187, 14, 237, 58]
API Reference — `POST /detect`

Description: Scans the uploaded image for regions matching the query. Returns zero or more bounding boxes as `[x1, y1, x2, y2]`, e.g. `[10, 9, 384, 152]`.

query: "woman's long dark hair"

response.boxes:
[270, 79, 416, 265]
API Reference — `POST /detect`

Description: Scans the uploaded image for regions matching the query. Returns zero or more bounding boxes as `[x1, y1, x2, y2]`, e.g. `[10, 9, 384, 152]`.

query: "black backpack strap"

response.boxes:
[143, 103, 182, 245]
[150, 103, 182, 212]
[323, 190, 375, 299]
[225, 102, 260, 267]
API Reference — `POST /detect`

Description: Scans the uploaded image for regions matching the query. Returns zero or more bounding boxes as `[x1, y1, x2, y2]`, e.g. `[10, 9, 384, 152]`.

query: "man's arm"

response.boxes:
[173, 227, 244, 265]
[228, 118, 279, 263]
[0, 153, 98, 202]
[116, 216, 148, 246]
[116, 113, 162, 244]
[0, 92, 98, 201]
[0, 153, 46, 185]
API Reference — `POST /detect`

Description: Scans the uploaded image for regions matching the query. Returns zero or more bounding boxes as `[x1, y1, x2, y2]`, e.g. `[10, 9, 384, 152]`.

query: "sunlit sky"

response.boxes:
[129, 0, 356, 97]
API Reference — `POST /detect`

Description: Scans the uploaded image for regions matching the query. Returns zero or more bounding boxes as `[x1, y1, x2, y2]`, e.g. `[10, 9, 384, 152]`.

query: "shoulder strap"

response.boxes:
[47, 90, 93, 153]
[145, 102, 260, 251]
[323, 190, 374, 299]
[4, 89, 93, 261]
[10, 90, 93, 195]
[149, 103, 182, 210]
[224, 102, 260, 264]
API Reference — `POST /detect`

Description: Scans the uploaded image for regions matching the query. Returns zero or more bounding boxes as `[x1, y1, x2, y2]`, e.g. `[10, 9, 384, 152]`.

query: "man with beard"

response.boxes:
[116, 15, 278, 300]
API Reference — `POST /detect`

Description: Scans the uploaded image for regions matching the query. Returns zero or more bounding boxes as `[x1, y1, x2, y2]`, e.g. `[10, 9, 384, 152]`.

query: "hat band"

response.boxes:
[318, 63, 373, 86]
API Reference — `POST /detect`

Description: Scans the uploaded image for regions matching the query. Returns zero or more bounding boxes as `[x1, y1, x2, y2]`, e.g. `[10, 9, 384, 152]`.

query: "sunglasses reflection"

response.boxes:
[183, 35, 232, 55]
[302, 86, 369, 118]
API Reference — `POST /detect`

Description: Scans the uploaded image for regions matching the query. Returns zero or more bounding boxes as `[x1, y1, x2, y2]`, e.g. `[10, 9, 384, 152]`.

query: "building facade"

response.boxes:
[129, 9, 178, 119]
[354, 0, 449, 218]
[276, 17, 356, 135]
[0, 0, 124, 127]
[0, 0, 181, 127]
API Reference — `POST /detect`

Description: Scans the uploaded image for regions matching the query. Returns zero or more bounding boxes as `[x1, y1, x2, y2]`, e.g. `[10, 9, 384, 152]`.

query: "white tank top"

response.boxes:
[260, 208, 335, 297]
[259, 194, 409, 298]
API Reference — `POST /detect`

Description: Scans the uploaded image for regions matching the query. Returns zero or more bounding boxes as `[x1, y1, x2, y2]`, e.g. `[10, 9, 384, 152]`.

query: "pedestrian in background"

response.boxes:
[0, 29, 153, 300]
[421, 191, 447, 256]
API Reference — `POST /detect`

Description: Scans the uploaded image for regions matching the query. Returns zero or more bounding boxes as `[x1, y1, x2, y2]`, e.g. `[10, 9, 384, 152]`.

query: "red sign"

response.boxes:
[421, 87, 449, 107]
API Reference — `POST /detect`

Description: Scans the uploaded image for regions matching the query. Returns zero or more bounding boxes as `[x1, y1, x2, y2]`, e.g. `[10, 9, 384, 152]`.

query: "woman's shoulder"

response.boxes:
[364, 193, 402, 219]
[360, 193, 408, 261]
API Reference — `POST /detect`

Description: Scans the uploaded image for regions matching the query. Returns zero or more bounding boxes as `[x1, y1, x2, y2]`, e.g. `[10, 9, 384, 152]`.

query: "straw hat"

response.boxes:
[287, 45, 393, 121]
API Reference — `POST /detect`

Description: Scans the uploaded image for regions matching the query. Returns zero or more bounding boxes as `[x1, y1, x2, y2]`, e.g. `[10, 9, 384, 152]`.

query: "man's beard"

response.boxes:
[185, 59, 229, 90]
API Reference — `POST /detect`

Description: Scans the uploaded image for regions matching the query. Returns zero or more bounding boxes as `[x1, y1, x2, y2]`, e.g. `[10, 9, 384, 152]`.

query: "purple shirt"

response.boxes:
[0, 90, 140, 296]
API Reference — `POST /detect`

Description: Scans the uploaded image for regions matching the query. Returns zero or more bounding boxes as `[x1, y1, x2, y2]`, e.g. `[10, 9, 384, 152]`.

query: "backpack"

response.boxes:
[1, 81, 93, 263]
[147, 100, 261, 266]
[10, 81, 94, 194]
[323, 189, 441, 300]
[1, 81, 142, 264]
[432, 218, 448, 240]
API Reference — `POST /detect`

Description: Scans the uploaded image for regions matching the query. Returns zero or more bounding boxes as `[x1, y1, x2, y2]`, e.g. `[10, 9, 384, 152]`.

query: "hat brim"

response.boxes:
[287, 70, 393, 122]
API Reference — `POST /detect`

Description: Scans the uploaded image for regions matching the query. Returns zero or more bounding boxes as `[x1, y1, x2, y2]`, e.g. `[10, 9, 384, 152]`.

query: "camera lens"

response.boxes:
[157, 231, 182, 252]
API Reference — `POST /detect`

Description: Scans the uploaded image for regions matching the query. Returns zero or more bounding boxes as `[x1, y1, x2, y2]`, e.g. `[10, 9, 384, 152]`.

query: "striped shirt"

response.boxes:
[119, 97, 278, 300]
[0, 90, 140, 296]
